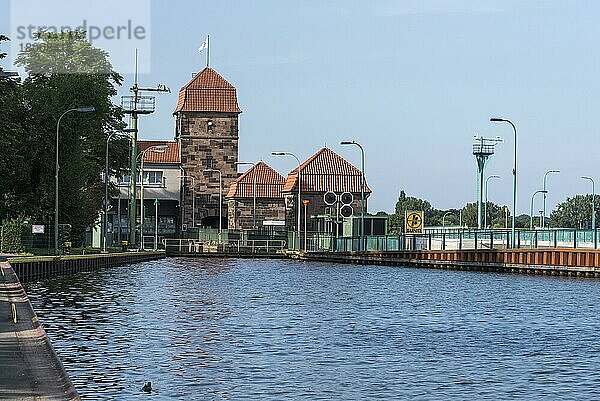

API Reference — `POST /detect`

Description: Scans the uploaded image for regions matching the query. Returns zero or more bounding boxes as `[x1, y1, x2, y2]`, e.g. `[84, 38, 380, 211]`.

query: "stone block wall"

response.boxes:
[228, 198, 286, 230]
[176, 111, 240, 228]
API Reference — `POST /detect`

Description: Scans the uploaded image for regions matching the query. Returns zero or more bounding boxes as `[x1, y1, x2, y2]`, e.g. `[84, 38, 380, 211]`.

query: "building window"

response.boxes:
[143, 171, 164, 186]
[199, 194, 212, 204]
[204, 156, 214, 169]
[118, 171, 163, 186]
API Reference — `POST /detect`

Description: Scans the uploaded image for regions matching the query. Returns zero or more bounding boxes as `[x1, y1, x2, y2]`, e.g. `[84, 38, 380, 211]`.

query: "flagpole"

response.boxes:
[207, 35, 210, 67]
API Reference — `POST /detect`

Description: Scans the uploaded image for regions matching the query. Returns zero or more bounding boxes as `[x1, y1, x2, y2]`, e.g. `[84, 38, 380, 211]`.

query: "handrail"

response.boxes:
[163, 238, 286, 254]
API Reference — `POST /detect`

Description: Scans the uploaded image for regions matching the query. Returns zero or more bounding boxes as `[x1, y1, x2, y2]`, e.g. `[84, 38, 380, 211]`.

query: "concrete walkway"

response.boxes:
[0, 262, 79, 400]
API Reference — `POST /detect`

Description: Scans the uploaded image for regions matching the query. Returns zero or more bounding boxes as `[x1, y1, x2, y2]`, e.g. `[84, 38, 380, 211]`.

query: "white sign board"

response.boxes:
[32, 225, 45, 234]
[263, 220, 285, 226]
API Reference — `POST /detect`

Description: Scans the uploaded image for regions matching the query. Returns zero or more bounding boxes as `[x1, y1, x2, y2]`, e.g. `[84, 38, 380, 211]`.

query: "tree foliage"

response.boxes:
[388, 191, 434, 234]
[0, 31, 129, 246]
[0, 218, 27, 254]
[550, 195, 599, 229]
[388, 190, 512, 233]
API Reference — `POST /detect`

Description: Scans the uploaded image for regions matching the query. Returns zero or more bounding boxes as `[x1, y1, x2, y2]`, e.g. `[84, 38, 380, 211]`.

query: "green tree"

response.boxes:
[388, 190, 434, 234]
[0, 35, 28, 222]
[550, 195, 599, 229]
[12, 30, 128, 245]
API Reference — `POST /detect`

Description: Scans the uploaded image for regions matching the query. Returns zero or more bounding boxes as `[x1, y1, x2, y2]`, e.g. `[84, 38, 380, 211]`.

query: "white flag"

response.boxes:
[198, 36, 209, 53]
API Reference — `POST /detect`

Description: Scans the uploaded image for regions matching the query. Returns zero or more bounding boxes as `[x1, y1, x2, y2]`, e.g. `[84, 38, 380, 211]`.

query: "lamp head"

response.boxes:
[77, 106, 95, 113]
[490, 118, 504, 122]
[271, 152, 286, 156]
[340, 141, 354, 145]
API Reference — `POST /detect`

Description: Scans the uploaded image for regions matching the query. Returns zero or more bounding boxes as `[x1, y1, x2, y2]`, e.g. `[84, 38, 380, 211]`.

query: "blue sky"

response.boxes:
[2, 0, 600, 214]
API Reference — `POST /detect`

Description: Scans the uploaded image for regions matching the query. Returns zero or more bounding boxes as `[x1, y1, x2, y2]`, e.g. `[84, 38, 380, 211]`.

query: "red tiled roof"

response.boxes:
[174, 67, 242, 114]
[282, 147, 372, 194]
[227, 161, 285, 198]
[138, 141, 180, 164]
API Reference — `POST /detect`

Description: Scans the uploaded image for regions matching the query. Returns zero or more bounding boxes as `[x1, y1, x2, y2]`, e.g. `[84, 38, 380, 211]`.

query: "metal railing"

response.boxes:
[164, 228, 600, 254]
[307, 228, 599, 252]
[163, 238, 286, 254]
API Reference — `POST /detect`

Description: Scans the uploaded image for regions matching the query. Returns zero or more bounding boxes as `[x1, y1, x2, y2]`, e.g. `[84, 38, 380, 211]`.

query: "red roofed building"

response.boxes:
[226, 162, 286, 230]
[110, 140, 182, 244]
[174, 67, 242, 230]
[282, 147, 371, 233]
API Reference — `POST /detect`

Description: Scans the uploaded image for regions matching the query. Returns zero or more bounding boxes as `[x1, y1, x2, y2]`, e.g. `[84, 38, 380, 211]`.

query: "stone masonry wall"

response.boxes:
[227, 198, 286, 230]
[177, 111, 239, 228]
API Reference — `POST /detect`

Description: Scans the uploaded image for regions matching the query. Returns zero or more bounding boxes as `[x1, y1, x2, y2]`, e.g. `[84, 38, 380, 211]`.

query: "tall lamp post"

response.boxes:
[236, 161, 257, 230]
[103, 130, 133, 253]
[55, 106, 95, 255]
[137, 145, 167, 250]
[484, 175, 501, 229]
[272, 152, 302, 250]
[442, 212, 453, 228]
[490, 118, 517, 247]
[542, 170, 560, 229]
[204, 168, 223, 243]
[530, 190, 547, 230]
[582, 176, 596, 248]
[340, 141, 366, 251]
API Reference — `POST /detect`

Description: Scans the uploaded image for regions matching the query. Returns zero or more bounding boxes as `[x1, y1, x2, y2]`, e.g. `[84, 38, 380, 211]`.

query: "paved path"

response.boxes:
[0, 262, 79, 400]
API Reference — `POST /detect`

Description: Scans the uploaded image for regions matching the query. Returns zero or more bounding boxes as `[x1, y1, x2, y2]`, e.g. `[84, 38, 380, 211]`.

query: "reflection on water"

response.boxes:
[25, 258, 600, 400]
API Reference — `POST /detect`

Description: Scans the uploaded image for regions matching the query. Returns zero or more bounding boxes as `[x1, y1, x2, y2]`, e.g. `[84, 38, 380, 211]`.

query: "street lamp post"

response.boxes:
[484, 175, 501, 229]
[582, 176, 596, 248]
[137, 145, 167, 250]
[490, 118, 517, 247]
[543, 170, 560, 229]
[55, 106, 95, 255]
[341, 141, 366, 252]
[442, 212, 453, 228]
[530, 190, 547, 230]
[272, 152, 302, 250]
[204, 169, 223, 242]
[103, 132, 119, 253]
[103, 130, 133, 253]
[236, 162, 257, 230]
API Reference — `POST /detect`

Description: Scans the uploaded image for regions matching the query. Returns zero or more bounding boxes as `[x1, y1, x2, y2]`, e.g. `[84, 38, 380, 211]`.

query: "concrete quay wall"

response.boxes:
[303, 248, 600, 278]
[9, 251, 166, 283]
[0, 262, 79, 400]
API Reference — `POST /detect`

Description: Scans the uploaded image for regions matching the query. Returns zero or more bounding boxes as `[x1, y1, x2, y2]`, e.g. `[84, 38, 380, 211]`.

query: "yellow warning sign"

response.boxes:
[405, 211, 424, 234]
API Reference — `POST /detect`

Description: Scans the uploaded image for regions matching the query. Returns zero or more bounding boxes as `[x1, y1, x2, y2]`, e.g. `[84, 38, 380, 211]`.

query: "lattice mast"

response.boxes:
[121, 50, 170, 247]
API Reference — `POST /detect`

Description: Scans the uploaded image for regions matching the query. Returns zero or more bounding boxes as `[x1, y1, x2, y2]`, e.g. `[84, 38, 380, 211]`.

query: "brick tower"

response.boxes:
[174, 67, 242, 229]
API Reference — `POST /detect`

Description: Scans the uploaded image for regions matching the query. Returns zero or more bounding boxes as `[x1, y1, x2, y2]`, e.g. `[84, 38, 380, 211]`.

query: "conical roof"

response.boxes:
[174, 67, 242, 113]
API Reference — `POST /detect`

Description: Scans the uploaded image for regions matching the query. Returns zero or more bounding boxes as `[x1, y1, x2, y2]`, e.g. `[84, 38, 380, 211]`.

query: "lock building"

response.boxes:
[281, 147, 372, 235]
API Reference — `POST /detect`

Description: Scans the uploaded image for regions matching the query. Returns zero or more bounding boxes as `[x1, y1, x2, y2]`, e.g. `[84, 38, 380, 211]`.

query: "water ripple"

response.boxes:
[23, 258, 600, 400]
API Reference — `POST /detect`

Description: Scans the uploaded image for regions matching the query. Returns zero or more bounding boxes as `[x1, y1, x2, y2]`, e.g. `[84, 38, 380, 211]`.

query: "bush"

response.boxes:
[0, 219, 28, 254]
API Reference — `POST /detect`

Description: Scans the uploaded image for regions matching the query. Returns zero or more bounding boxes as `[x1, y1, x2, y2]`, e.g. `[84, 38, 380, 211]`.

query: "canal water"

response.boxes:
[25, 258, 600, 400]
